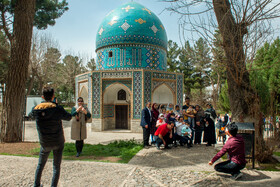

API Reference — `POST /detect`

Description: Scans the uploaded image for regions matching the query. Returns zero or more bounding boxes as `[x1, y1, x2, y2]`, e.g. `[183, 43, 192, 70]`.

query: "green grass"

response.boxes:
[23, 140, 143, 163]
[64, 107, 72, 113]
[273, 152, 280, 157]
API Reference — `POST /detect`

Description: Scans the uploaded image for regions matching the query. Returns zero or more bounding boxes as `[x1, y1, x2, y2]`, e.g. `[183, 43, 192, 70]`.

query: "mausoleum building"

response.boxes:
[75, 2, 184, 132]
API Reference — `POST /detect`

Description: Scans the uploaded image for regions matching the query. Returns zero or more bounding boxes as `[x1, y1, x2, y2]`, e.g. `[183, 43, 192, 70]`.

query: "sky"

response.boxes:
[39, 0, 280, 64]
[39, 0, 183, 62]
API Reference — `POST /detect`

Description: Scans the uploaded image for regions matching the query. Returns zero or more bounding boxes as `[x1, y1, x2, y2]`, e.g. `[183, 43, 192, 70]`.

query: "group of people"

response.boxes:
[140, 98, 247, 180]
[140, 97, 217, 149]
[29, 88, 246, 186]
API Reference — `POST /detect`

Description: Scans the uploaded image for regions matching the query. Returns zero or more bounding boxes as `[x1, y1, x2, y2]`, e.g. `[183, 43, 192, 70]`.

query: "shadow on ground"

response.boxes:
[129, 144, 216, 170]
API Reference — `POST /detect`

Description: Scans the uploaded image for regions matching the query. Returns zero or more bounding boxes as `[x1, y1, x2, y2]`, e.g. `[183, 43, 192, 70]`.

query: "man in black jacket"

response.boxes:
[29, 87, 72, 187]
[140, 102, 152, 148]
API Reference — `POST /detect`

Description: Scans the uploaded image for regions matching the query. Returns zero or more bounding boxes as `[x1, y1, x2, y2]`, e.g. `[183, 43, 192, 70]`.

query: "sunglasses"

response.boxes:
[78, 100, 83, 103]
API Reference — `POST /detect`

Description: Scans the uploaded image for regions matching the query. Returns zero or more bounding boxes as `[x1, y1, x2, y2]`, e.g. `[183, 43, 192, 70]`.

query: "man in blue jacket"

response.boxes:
[29, 87, 72, 187]
[140, 102, 152, 148]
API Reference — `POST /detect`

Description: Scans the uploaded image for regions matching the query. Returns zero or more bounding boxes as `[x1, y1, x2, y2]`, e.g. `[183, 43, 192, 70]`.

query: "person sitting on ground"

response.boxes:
[156, 113, 166, 128]
[208, 122, 246, 180]
[154, 121, 174, 150]
[174, 116, 192, 148]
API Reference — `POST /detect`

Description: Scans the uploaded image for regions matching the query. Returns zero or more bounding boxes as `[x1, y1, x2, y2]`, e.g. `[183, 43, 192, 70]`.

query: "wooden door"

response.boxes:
[115, 105, 128, 129]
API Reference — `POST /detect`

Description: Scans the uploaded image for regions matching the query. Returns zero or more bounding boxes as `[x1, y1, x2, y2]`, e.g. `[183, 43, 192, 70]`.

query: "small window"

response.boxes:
[108, 51, 113, 57]
[118, 89, 126, 100]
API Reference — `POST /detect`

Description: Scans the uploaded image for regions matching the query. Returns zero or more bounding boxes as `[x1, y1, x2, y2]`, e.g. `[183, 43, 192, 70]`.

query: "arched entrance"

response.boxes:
[103, 83, 131, 130]
[152, 83, 175, 108]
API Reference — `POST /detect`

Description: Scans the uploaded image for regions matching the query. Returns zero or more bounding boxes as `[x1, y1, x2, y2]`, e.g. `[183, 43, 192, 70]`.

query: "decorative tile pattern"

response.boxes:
[92, 72, 101, 118]
[120, 21, 132, 33]
[142, 7, 151, 15]
[88, 73, 92, 114]
[103, 104, 114, 118]
[153, 72, 176, 80]
[135, 18, 146, 24]
[133, 71, 142, 119]
[108, 19, 117, 26]
[96, 34, 167, 50]
[177, 75, 184, 108]
[96, 45, 167, 71]
[150, 24, 158, 34]
[102, 79, 132, 92]
[98, 27, 104, 36]
[144, 71, 152, 105]
[145, 47, 160, 69]
[102, 71, 132, 78]
[77, 74, 88, 81]
[75, 77, 78, 106]
[122, 5, 135, 12]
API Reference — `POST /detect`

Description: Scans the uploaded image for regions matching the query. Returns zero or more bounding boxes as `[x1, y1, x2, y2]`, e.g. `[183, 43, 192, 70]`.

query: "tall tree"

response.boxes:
[192, 37, 211, 103]
[0, 0, 68, 142]
[167, 40, 180, 72]
[86, 58, 96, 71]
[56, 55, 86, 103]
[251, 38, 280, 138]
[164, 0, 280, 161]
[27, 32, 60, 95]
[178, 41, 195, 96]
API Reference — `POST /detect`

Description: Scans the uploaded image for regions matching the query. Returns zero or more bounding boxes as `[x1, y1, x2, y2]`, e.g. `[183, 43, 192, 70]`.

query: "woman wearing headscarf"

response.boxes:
[71, 97, 91, 157]
[194, 105, 204, 144]
[203, 103, 217, 146]
[150, 103, 159, 144]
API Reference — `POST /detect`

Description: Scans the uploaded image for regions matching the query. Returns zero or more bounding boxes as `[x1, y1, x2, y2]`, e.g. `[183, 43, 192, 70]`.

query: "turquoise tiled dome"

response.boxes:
[96, 2, 168, 50]
[96, 2, 168, 71]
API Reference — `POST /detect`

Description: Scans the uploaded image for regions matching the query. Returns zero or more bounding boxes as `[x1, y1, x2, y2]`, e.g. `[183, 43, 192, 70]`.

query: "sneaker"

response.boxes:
[144, 146, 149, 149]
[76, 152, 80, 157]
[156, 144, 161, 150]
[231, 172, 243, 180]
[164, 146, 171, 149]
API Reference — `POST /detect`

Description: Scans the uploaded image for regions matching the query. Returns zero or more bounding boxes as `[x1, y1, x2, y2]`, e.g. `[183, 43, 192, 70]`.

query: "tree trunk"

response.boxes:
[213, 0, 271, 162]
[0, 0, 36, 142]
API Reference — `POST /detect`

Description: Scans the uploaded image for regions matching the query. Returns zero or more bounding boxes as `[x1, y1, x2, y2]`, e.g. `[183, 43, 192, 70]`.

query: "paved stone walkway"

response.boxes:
[1, 121, 279, 186]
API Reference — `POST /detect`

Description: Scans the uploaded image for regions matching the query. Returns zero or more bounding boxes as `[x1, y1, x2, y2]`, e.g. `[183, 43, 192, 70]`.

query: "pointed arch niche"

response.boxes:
[79, 86, 88, 104]
[152, 83, 174, 105]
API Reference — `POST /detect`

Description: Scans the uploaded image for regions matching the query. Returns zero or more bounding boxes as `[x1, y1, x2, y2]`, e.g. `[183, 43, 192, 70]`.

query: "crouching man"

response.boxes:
[29, 87, 72, 187]
[208, 122, 246, 180]
[154, 121, 174, 150]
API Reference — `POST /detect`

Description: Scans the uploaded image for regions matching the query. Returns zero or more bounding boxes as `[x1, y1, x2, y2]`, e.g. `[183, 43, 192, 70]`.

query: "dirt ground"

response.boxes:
[0, 142, 40, 155]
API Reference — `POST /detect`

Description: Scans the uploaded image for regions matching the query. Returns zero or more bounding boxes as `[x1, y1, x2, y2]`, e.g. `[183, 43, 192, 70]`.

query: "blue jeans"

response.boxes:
[34, 144, 64, 187]
[214, 160, 245, 175]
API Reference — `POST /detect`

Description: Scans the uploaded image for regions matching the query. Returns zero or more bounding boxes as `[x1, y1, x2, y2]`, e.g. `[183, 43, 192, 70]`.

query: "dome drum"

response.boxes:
[96, 44, 167, 70]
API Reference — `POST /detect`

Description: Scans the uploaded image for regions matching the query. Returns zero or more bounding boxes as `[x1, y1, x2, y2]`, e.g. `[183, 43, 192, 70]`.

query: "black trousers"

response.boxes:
[214, 160, 245, 175]
[174, 133, 191, 145]
[75, 140, 84, 153]
[194, 128, 203, 144]
[143, 127, 150, 146]
[154, 133, 173, 147]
